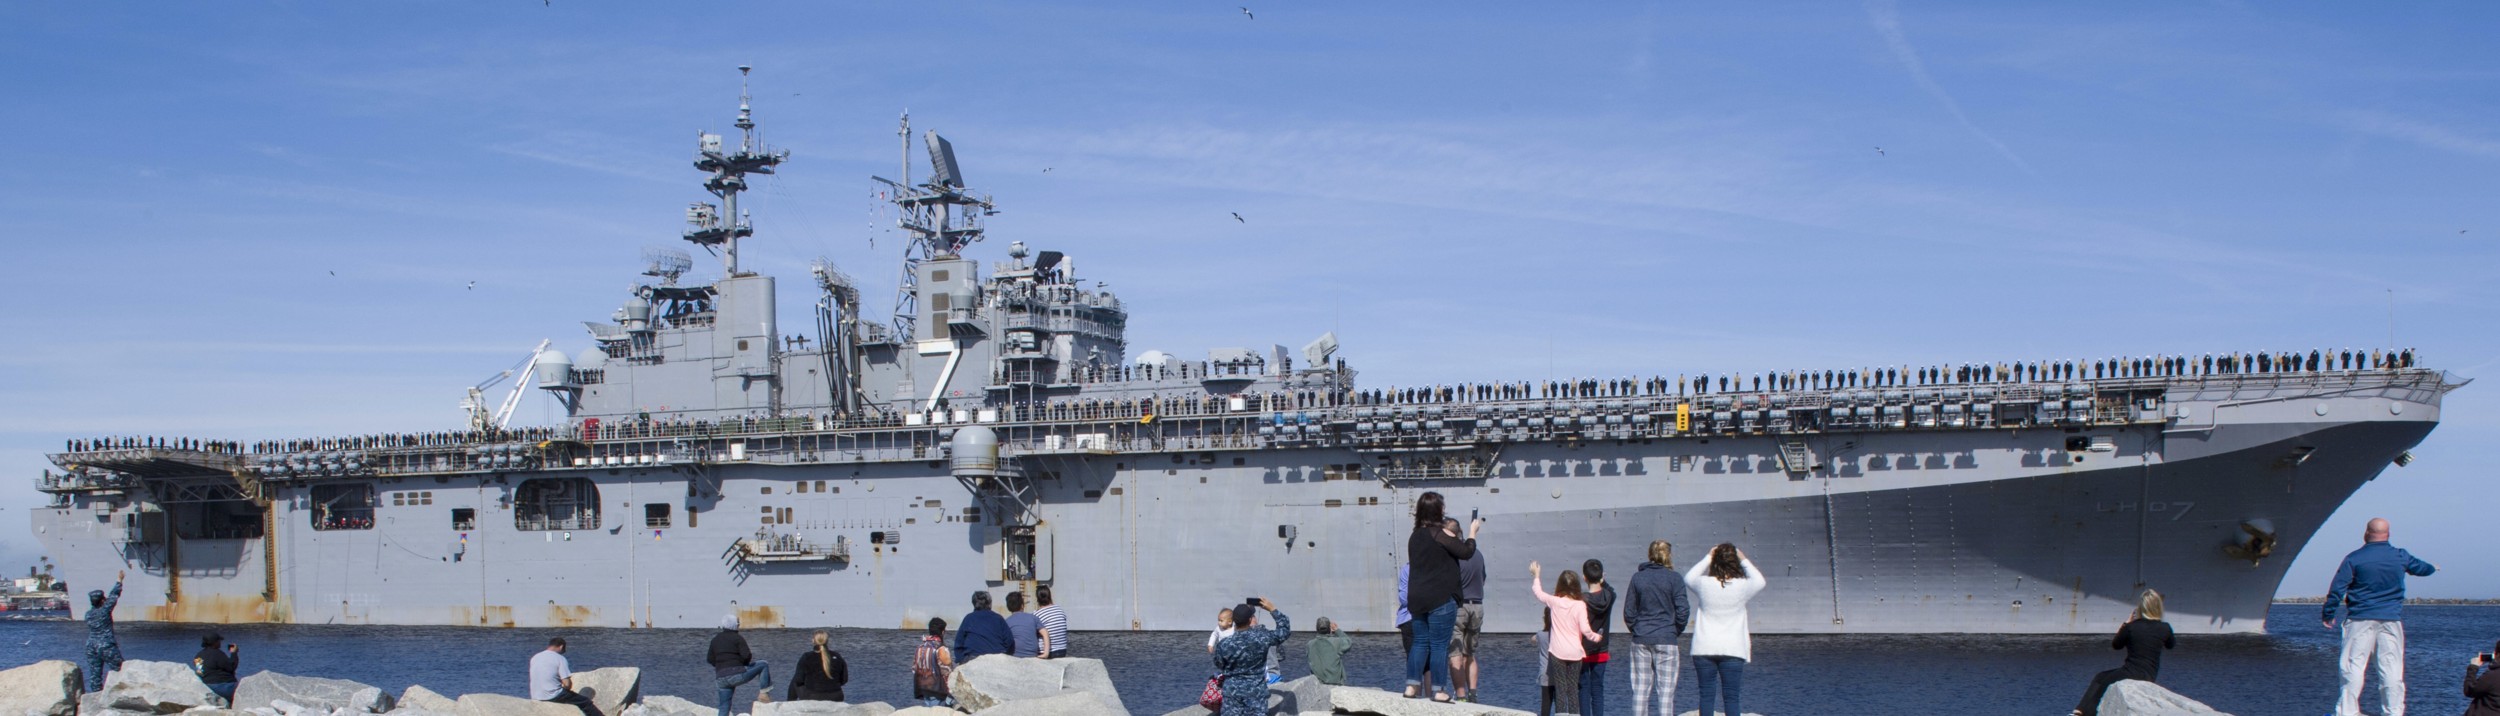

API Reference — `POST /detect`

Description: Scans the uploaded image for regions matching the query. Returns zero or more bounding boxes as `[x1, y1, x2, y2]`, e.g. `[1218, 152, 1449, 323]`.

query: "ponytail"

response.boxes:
[811, 631, 833, 678]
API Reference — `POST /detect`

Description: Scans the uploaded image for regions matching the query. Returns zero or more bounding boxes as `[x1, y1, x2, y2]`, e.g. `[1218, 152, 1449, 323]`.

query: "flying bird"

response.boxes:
[1875, 147, 1885, 156]
[1231, 212, 1245, 223]
[1042, 167, 1052, 173]
[1240, 6, 1253, 19]
[467, 281, 476, 290]
[328, 270, 336, 276]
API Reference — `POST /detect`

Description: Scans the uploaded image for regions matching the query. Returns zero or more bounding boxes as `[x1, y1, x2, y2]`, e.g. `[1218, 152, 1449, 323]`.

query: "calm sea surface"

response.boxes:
[4, 604, 2492, 715]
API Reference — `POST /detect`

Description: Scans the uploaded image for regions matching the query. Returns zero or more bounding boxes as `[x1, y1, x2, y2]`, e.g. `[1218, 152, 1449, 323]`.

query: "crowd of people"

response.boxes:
[63, 437, 241, 453]
[55, 509, 2471, 716]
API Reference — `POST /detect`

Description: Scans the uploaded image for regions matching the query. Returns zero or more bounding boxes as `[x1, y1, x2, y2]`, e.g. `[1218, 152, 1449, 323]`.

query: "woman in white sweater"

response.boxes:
[1684, 543, 1766, 716]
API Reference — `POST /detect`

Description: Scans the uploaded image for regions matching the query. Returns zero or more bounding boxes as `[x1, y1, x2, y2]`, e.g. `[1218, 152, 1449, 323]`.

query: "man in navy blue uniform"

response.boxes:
[2323, 517, 2437, 716]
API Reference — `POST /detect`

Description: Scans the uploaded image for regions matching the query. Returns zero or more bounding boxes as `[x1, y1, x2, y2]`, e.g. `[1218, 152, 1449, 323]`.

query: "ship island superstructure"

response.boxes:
[33, 70, 2461, 634]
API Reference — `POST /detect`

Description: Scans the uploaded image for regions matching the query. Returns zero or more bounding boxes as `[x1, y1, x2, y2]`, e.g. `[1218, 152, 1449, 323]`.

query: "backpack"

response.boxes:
[913, 640, 950, 696]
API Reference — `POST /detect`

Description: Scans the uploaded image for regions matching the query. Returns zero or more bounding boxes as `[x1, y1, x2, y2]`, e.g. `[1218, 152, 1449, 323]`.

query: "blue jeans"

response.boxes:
[919, 697, 953, 708]
[1403, 600, 1458, 691]
[1692, 655, 1745, 716]
[714, 661, 771, 716]
[1579, 659, 1607, 715]
[206, 682, 236, 703]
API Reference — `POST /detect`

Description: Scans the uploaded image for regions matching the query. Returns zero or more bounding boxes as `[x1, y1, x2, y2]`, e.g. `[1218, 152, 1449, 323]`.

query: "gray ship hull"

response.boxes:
[31, 379, 2442, 634]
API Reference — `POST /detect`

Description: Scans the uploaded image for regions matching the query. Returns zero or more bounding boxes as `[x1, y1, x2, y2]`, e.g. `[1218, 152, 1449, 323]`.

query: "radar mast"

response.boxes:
[683, 65, 789, 275]
[874, 114, 995, 341]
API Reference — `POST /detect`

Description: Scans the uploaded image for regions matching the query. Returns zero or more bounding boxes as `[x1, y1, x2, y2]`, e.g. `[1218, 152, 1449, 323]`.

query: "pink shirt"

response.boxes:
[1533, 577, 1589, 661]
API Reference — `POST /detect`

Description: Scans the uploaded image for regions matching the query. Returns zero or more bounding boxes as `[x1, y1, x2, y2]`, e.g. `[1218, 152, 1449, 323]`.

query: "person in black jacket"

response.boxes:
[1624, 540, 1691, 716]
[2073, 590, 2176, 716]
[191, 633, 239, 703]
[2467, 642, 2500, 716]
[1402, 491, 1481, 702]
[1580, 558, 1616, 716]
[710, 614, 772, 716]
[787, 631, 848, 702]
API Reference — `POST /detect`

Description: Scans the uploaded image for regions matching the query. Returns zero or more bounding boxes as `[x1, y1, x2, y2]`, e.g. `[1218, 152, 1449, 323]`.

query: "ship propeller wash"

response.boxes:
[35, 69, 2462, 633]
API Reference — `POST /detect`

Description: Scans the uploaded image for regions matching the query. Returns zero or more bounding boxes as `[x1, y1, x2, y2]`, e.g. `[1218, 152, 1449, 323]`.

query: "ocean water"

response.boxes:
[3, 604, 2493, 715]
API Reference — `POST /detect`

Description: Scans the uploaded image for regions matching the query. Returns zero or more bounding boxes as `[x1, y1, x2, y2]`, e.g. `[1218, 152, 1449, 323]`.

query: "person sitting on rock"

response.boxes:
[2072, 589, 2175, 716]
[955, 591, 1013, 663]
[787, 631, 847, 702]
[913, 618, 955, 708]
[1305, 617, 1353, 686]
[192, 633, 240, 703]
[531, 638, 602, 716]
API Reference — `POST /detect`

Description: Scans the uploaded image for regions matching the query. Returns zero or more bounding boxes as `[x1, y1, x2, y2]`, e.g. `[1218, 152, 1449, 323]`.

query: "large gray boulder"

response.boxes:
[750, 703, 891, 716]
[632, 696, 715, 716]
[1156, 707, 1209, 716]
[967, 691, 1113, 716]
[1269, 676, 1331, 715]
[233, 673, 390, 713]
[98, 661, 223, 713]
[452, 695, 579, 716]
[0, 660, 84, 716]
[569, 668, 640, 716]
[1329, 686, 1532, 716]
[396, 687, 460, 714]
[943, 656, 1126, 716]
[2101, 680, 2232, 716]
[884, 709, 952, 716]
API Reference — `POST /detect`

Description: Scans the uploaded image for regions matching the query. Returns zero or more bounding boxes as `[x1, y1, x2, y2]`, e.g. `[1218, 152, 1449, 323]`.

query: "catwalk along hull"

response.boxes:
[32, 372, 2443, 634]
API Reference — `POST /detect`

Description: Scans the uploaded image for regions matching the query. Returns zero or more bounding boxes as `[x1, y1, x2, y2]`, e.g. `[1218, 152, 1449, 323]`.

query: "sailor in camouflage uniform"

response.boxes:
[82, 571, 125, 692]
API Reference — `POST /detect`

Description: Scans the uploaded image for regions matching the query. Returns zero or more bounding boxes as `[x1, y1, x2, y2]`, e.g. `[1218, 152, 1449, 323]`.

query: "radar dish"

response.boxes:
[641, 246, 694, 286]
[924, 130, 964, 188]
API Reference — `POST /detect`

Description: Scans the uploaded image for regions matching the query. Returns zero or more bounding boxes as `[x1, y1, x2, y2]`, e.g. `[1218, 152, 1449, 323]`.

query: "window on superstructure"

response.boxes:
[309, 484, 376, 531]
[796, 482, 808, 494]
[451, 508, 476, 531]
[512, 478, 600, 531]
[645, 503, 671, 528]
[814, 480, 826, 492]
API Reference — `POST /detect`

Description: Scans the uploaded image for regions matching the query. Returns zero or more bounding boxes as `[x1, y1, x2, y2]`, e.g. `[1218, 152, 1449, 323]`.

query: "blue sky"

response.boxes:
[2, 2, 2493, 598]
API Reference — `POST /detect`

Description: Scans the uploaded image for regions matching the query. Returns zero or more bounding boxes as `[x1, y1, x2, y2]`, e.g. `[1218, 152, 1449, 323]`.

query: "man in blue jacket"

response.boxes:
[2324, 517, 2437, 716]
[955, 590, 1014, 663]
[1624, 540, 1692, 716]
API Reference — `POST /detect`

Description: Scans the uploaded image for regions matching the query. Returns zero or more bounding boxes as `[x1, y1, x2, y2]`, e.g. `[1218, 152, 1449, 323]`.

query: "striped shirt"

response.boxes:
[1036, 605, 1070, 654]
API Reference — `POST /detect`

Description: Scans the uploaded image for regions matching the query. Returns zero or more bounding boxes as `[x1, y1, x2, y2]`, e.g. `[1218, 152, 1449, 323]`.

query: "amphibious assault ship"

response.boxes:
[33, 71, 2461, 634]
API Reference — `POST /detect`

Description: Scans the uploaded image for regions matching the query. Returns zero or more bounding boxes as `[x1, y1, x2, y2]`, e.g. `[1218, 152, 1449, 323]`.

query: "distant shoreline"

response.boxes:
[2273, 597, 2500, 605]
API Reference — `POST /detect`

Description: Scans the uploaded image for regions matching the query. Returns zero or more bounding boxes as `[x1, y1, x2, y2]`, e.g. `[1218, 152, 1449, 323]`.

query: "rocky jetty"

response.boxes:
[10, 657, 1576, 716]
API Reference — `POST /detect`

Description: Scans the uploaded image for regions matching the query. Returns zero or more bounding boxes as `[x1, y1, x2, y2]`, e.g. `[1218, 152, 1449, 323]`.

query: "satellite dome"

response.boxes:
[1135, 350, 1172, 367]
[948, 425, 999, 477]
[536, 349, 577, 389]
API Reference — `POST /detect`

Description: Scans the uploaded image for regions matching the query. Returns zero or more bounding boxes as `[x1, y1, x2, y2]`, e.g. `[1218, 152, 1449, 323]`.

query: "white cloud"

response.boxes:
[2332, 110, 2500, 160]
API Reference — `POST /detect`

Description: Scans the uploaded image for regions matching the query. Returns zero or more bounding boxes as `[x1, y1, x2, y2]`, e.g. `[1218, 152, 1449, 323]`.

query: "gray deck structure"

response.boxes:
[31, 73, 2460, 634]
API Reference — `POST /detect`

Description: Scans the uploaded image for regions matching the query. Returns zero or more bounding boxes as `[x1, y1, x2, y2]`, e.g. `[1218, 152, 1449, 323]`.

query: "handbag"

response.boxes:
[1199, 675, 1225, 710]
